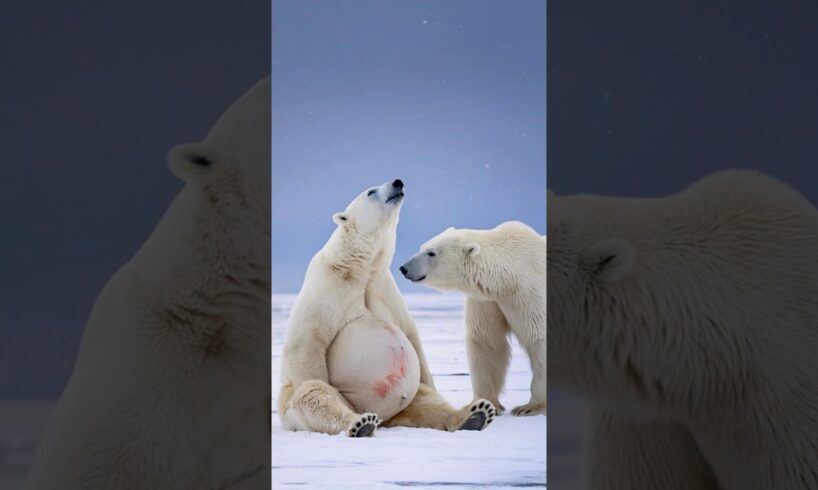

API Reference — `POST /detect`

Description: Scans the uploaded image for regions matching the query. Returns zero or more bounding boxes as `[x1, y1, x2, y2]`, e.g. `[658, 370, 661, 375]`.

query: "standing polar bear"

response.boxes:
[548, 170, 818, 489]
[278, 180, 496, 437]
[27, 79, 271, 489]
[401, 221, 547, 416]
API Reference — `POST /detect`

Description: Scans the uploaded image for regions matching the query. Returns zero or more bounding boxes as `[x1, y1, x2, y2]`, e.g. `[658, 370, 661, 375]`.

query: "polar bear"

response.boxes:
[548, 170, 818, 489]
[278, 180, 496, 437]
[400, 221, 547, 416]
[27, 78, 271, 489]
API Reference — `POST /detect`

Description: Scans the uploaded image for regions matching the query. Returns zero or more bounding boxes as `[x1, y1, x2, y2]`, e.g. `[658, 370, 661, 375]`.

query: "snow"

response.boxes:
[272, 292, 547, 489]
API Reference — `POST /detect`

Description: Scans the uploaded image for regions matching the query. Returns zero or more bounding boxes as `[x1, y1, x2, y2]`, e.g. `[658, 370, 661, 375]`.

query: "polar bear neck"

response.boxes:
[322, 226, 395, 284]
[128, 186, 270, 318]
[461, 228, 545, 301]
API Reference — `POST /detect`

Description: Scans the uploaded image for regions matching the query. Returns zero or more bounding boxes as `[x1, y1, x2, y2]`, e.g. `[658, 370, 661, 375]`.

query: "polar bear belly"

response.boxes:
[327, 318, 420, 421]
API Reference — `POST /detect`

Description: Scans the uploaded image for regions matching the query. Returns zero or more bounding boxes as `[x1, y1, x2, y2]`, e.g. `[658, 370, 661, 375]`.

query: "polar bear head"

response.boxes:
[166, 77, 271, 217]
[546, 189, 648, 390]
[547, 190, 638, 327]
[334, 179, 405, 233]
[399, 226, 485, 292]
[329, 179, 405, 260]
[134, 78, 271, 280]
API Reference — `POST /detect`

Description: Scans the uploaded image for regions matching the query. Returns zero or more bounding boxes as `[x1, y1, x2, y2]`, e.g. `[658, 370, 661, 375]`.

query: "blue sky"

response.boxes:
[271, 0, 547, 292]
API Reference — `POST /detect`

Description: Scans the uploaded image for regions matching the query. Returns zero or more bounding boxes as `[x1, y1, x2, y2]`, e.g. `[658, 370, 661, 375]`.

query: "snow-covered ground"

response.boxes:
[272, 292, 547, 489]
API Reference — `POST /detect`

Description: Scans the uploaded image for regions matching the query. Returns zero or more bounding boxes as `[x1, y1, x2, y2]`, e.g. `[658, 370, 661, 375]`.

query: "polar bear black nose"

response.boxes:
[392, 179, 404, 189]
[399, 266, 408, 276]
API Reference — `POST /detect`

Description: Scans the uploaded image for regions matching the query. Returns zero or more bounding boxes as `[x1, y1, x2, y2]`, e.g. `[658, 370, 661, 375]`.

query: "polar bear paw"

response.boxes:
[458, 399, 496, 431]
[490, 399, 506, 413]
[511, 402, 546, 416]
[348, 413, 380, 437]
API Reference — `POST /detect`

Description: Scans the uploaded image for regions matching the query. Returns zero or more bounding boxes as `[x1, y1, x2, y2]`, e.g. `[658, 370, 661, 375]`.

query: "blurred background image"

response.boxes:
[0, 2, 268, 486]
[549, 1, 818, 488]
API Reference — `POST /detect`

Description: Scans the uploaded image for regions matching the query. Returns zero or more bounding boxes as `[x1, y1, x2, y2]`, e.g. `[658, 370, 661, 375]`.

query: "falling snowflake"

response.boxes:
[422, 19, 428, 25]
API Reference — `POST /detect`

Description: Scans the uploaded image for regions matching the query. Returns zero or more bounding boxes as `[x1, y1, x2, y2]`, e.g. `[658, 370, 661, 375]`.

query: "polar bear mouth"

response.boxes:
[409, 275, 426, 282]
[386, 191, 404, 203]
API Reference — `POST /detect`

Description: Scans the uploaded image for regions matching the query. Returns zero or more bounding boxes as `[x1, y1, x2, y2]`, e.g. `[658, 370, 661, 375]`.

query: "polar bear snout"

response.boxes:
[400, 256, 427, 282]
[385, 179, 405, 204]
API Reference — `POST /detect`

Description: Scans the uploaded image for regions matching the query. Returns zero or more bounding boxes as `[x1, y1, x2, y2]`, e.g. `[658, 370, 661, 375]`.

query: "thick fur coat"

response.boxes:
[548, 170, 818, 489]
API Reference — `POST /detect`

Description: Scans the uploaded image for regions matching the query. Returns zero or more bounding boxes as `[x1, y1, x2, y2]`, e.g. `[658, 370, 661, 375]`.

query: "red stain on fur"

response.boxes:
[373, 346, 407, 398]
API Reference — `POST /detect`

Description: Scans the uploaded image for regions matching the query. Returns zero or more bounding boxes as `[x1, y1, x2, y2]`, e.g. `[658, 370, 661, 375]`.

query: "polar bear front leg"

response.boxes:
[280, 380, 381, 437]
[511, 337, 547, 416]
[382, 384, 496, 431]
[584, 407, 719, 489]
[465, 298, 511, 412]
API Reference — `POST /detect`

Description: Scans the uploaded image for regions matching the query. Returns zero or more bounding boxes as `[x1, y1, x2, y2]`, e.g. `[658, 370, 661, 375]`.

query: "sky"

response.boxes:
[549, 2, 818, 200]
[271, 0, 547, 292]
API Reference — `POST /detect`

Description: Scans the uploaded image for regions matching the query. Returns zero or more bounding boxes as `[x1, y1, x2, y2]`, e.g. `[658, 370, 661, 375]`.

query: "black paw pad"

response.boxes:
[458, 400, 495, 431]
[349, 413, 378, 438]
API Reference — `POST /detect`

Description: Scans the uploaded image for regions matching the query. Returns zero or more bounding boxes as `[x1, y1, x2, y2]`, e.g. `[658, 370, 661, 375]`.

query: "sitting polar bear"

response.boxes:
[278, 180, 496, 437]
[548, 170, 818, 489]
[400, 221, 547, 416]
[27, 78, 271, 489]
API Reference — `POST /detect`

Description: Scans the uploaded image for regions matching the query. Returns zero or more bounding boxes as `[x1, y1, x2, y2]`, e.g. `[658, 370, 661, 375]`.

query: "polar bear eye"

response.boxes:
[427, 251, 436, 257]
[188, 154, 212, 167]
[367, 189, 377, 196]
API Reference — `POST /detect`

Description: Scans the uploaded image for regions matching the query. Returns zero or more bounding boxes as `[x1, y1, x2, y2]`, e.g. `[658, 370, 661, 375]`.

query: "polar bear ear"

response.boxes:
[167, 142, 214, 182]
[333, 212, 349, 226]
[464, 243, 481, 256]
[580, 238, 635, 283]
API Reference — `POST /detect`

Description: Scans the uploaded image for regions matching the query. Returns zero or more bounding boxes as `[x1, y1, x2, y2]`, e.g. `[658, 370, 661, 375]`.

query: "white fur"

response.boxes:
[549, 169, 818, 489]
[26, 78, 271, 489]
[404, 221, 547, 416]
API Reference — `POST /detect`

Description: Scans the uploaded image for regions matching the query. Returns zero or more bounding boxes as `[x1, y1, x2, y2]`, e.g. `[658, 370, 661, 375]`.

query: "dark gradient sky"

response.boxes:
[549, 1, 818, 199]
[272, 0, 547, 292]
[1, 2, 269, 397]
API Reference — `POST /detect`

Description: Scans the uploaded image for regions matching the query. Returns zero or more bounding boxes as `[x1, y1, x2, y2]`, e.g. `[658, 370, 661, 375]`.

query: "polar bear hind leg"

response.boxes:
[382, 383, 496, 431]
[279, 380, 380, 437]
